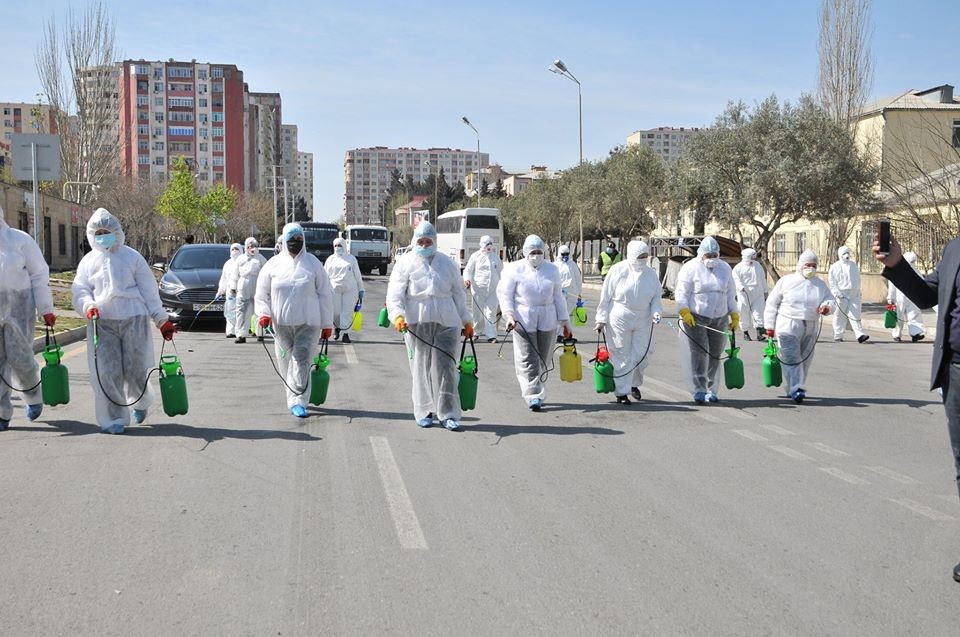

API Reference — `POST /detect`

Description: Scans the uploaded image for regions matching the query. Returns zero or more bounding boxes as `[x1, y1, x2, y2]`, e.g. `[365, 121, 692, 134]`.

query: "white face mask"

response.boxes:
[528, 254, 544, 268]
[630, 259, 644, 270]
[483, 244, 494, 253]
[334, 245, 344, 254]
[802, 267, 816, 279]
[703, 258, 718, 269]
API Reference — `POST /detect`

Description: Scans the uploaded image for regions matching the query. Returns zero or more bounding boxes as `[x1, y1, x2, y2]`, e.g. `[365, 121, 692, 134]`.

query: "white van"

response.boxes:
[435, 208, 504, 268]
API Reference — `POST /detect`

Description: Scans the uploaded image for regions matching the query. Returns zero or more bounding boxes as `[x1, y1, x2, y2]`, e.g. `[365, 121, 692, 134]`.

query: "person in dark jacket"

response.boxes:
[877, 234, 960, 583]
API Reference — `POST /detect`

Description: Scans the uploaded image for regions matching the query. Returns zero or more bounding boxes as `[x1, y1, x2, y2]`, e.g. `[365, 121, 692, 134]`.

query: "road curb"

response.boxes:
[32, 326, 87, 354]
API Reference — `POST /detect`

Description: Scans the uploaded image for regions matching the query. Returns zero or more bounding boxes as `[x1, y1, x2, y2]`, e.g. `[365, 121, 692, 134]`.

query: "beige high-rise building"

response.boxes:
[344, 146, 490, 225]
[296, 151, 314, 218]
[248, 92, 282, 193]
[627, 126, 702, 162]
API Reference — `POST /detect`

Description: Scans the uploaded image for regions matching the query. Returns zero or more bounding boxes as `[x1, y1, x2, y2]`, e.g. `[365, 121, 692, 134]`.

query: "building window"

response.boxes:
[213, 156, 224, 166]
[135, 64, 149, 75]
[154, 112, 164, 122]
[168, 126, 194, 137]
[212, 126, 224, 137]
[153, 82, 163, 92]
[137, 125, 149, 135]
[168, 97, 194, 108]
[138, 155, 149, 165]
[213, 141, 224, 151]
[795, 232, 806, 254]
[153, 127, 163, 136]
[197, 69, 207, 80]
[153, 142, 165, 151]
[198, 98, 207, 108]
[136, 95, 149, 106]
[138, 141, 148, 150]
[211, 67, 223, 78]
[154, 97, 163, 107]
[212, 112, 224, 122]
[212, 83, 223, 93]
[168, 67, 193, 78]
[154, 157, 165, 166]
[775, 234, 786, 261]
[58, 224, 67, 255]
[953, 120, 960, 148]
[199, 142, 208, 151]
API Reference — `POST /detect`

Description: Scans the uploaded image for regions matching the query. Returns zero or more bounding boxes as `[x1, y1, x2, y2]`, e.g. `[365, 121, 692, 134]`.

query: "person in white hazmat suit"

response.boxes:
[732, 248, 768, 341]
[555, 244, 582, 341]
[0, 205, 56, 430]
[233, 237, 267, 343]
[594, 240, 662, 405]
[463, 235, 502, 343]
[764, 249, 834, 403]
[887, 251, 926, 342]
[828, 246, 869, 343]
[325, 237, 364, 344]
[254, 223, 334, 418]
[72, 208, 176, 434]
[216, 243, 242, 338]
[497, 234, 572, 411]
[675, 236, 738, 404]
[387, 221, 473, 430]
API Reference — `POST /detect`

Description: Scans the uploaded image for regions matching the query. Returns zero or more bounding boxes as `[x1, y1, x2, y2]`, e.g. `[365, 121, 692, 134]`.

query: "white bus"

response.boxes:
[434, 208, 504, 268]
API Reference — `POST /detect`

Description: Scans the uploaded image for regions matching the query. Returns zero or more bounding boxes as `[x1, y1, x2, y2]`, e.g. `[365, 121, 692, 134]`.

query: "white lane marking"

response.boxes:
[645, 377, 689, 398]
[768, 445, 813, 461]
[370, 436, 428, 550]
[888, 498, 955, 521]
[862, 466, 920, 485]
[641, 387, 674, 402]
[732, 429, 769, 442]
[631, 385, 718, 423]
[819, 467, 870, 485]
[806, 442, 850, 457]
[759, 424, 796, 436]
[343, 344, 358, 365]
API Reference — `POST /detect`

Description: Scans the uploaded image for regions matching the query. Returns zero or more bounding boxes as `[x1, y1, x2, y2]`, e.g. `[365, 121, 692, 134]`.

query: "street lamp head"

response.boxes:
[553, 59, 568, 73]
[548, 66, 563, 74]
[461, 116, 471, 125]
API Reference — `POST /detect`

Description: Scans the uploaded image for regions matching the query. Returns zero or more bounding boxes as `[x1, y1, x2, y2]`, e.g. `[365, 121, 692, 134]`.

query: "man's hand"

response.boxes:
[766, 328, 776, 337]
[818, 304, 831, 316]
[464, 280, 472, 289]
[321, 327, 333, 340]
[562, 324, 572, 340]
[463, 322, 474, 339]
[872, 233, 903, 268]
[594, 322, 606, 333]
[679, 307, 696, 328]
[160, 320, 177, 341]
[258, 315, 272, 329]
[43, 313, 56, 327]
[504, 314, 516, 332]
[395, 316, 407, 333]
[85, 307, 100, 321]
[729, 311, 741, 332]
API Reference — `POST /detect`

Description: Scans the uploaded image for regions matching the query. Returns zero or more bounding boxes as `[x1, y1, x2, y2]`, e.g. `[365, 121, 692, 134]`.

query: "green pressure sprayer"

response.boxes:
[40, 327, 70, 406]
[762, 337, 783, 387]
[884, 304, 898, 329]
[573, 296, 587, 327]
[158, 352, 189, 417]
[723, 330, 745, 390]
[458, 335, 479, 411]
[377, 304, 391, 328]
[309, 339, 331, 406]
[591, 332, 616, 394]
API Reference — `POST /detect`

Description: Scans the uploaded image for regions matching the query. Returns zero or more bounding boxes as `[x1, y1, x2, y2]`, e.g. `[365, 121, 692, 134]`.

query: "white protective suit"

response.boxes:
[72, 208, 169, 432]
[764, 250, 834, 397]
[386, 221, 471, 422]
[497, 235, 569, 404]
[0, 209, 54, 424]
[731, 248, 768, 333]
[325, 240, 365, 333]
[233, 237, 267, 339]
[828, 246, 867, 341]
[555, 245, 583, 336]
[595, 241, 662, 397]
[463, 235, 503, 340]
[674, 236, 737, 397]
[217, 243, 242, 336]
[255, 223, 334, 410]
[887, 251, 926, 340]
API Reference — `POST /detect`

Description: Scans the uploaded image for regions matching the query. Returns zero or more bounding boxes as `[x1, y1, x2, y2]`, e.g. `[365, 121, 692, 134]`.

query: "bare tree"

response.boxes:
[94, 175, 171, 261]
[35, 1, 119, 205]
[817, 0, 874, 258]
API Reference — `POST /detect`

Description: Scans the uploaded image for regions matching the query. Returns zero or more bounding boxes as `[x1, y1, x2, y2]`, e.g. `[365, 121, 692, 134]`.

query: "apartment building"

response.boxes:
[296, 151, 314, 218]
[119, 59, 247, 190]
[626, 126, 702, 162]
[344, 146, 489, 224]
[248, 92, 282, 193]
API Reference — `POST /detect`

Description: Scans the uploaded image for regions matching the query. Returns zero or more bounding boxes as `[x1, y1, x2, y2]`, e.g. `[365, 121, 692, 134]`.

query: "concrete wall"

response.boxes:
[1, 182, 88, 271]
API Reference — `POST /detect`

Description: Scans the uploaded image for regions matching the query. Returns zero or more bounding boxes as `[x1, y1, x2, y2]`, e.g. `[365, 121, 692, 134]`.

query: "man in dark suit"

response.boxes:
[877, 234, 960, 583]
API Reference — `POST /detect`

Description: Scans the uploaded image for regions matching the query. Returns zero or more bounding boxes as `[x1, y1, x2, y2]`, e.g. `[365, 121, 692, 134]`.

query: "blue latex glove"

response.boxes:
[358, 290, 365, 302]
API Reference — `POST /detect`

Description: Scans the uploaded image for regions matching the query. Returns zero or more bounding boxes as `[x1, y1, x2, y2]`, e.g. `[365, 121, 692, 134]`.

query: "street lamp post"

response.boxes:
[461, 116, 480, 208]
[549, 58, 585, 280]
[423, 160, 438, 219]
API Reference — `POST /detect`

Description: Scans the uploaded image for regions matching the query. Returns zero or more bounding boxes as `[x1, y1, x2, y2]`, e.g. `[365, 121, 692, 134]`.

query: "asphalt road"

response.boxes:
[1, 273, 958, 636]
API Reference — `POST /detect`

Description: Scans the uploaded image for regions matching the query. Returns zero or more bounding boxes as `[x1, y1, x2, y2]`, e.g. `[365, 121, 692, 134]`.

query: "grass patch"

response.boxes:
[52, 288, 75, 311]
[35, 316, 86, 335]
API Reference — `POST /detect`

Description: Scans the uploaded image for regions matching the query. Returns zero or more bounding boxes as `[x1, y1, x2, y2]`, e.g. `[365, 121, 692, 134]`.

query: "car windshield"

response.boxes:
[303, 227, 339, 244]
[169, 246, 230, 270]
[350, 228, 387, 241]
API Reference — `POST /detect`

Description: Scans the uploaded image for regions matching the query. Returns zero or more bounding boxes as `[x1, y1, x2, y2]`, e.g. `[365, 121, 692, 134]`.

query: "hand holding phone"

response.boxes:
[878, 219, 891, 255]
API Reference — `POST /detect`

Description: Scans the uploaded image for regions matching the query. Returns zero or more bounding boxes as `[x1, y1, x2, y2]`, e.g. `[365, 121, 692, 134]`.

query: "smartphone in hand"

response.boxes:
[878, 219, 891, 255]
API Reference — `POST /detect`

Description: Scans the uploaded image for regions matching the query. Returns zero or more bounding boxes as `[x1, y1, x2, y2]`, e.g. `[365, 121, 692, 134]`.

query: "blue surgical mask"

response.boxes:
[561, 254, 570, 262]
[415, 244, 436, 258]
[94, 233, 116, 250]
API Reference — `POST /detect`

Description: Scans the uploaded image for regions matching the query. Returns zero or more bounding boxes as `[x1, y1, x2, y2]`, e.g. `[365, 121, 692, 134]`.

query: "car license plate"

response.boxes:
[193, 303, 223, 312]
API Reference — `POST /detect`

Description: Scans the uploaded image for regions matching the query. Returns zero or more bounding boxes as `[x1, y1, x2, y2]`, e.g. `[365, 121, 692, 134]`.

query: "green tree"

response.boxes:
[491, 178, 506, 198]
[155, 156, 206, 235]
[293, 196, 309, 221]
[480, 179, 489, 196]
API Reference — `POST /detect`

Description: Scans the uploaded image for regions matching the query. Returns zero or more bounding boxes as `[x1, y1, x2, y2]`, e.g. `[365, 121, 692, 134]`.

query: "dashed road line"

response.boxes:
[806, 442, 850, 457]
[343, 344, 359, 365]
[370, 436, 428, 550]
[758, 424, 796, 436]
[819, 467, 870, 485]
[768, 445, 813, 461]
[889, 498, 955, 521]
[732, 429, 769, 442]
[862, 466, 920, 485]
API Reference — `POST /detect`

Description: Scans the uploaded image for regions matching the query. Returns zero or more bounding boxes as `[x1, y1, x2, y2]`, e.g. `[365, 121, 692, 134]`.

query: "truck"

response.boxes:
[344, 224, 391, 275]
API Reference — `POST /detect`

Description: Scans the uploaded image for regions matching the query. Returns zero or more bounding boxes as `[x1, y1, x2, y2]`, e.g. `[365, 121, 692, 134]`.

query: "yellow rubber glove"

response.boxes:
[394, 315, 408, 333]
[729, 311, 740, 332]
[678, 307, 696, 328]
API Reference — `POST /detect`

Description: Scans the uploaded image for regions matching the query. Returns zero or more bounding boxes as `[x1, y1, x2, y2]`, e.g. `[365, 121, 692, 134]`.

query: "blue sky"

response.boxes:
[4, 0, 958, 222]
